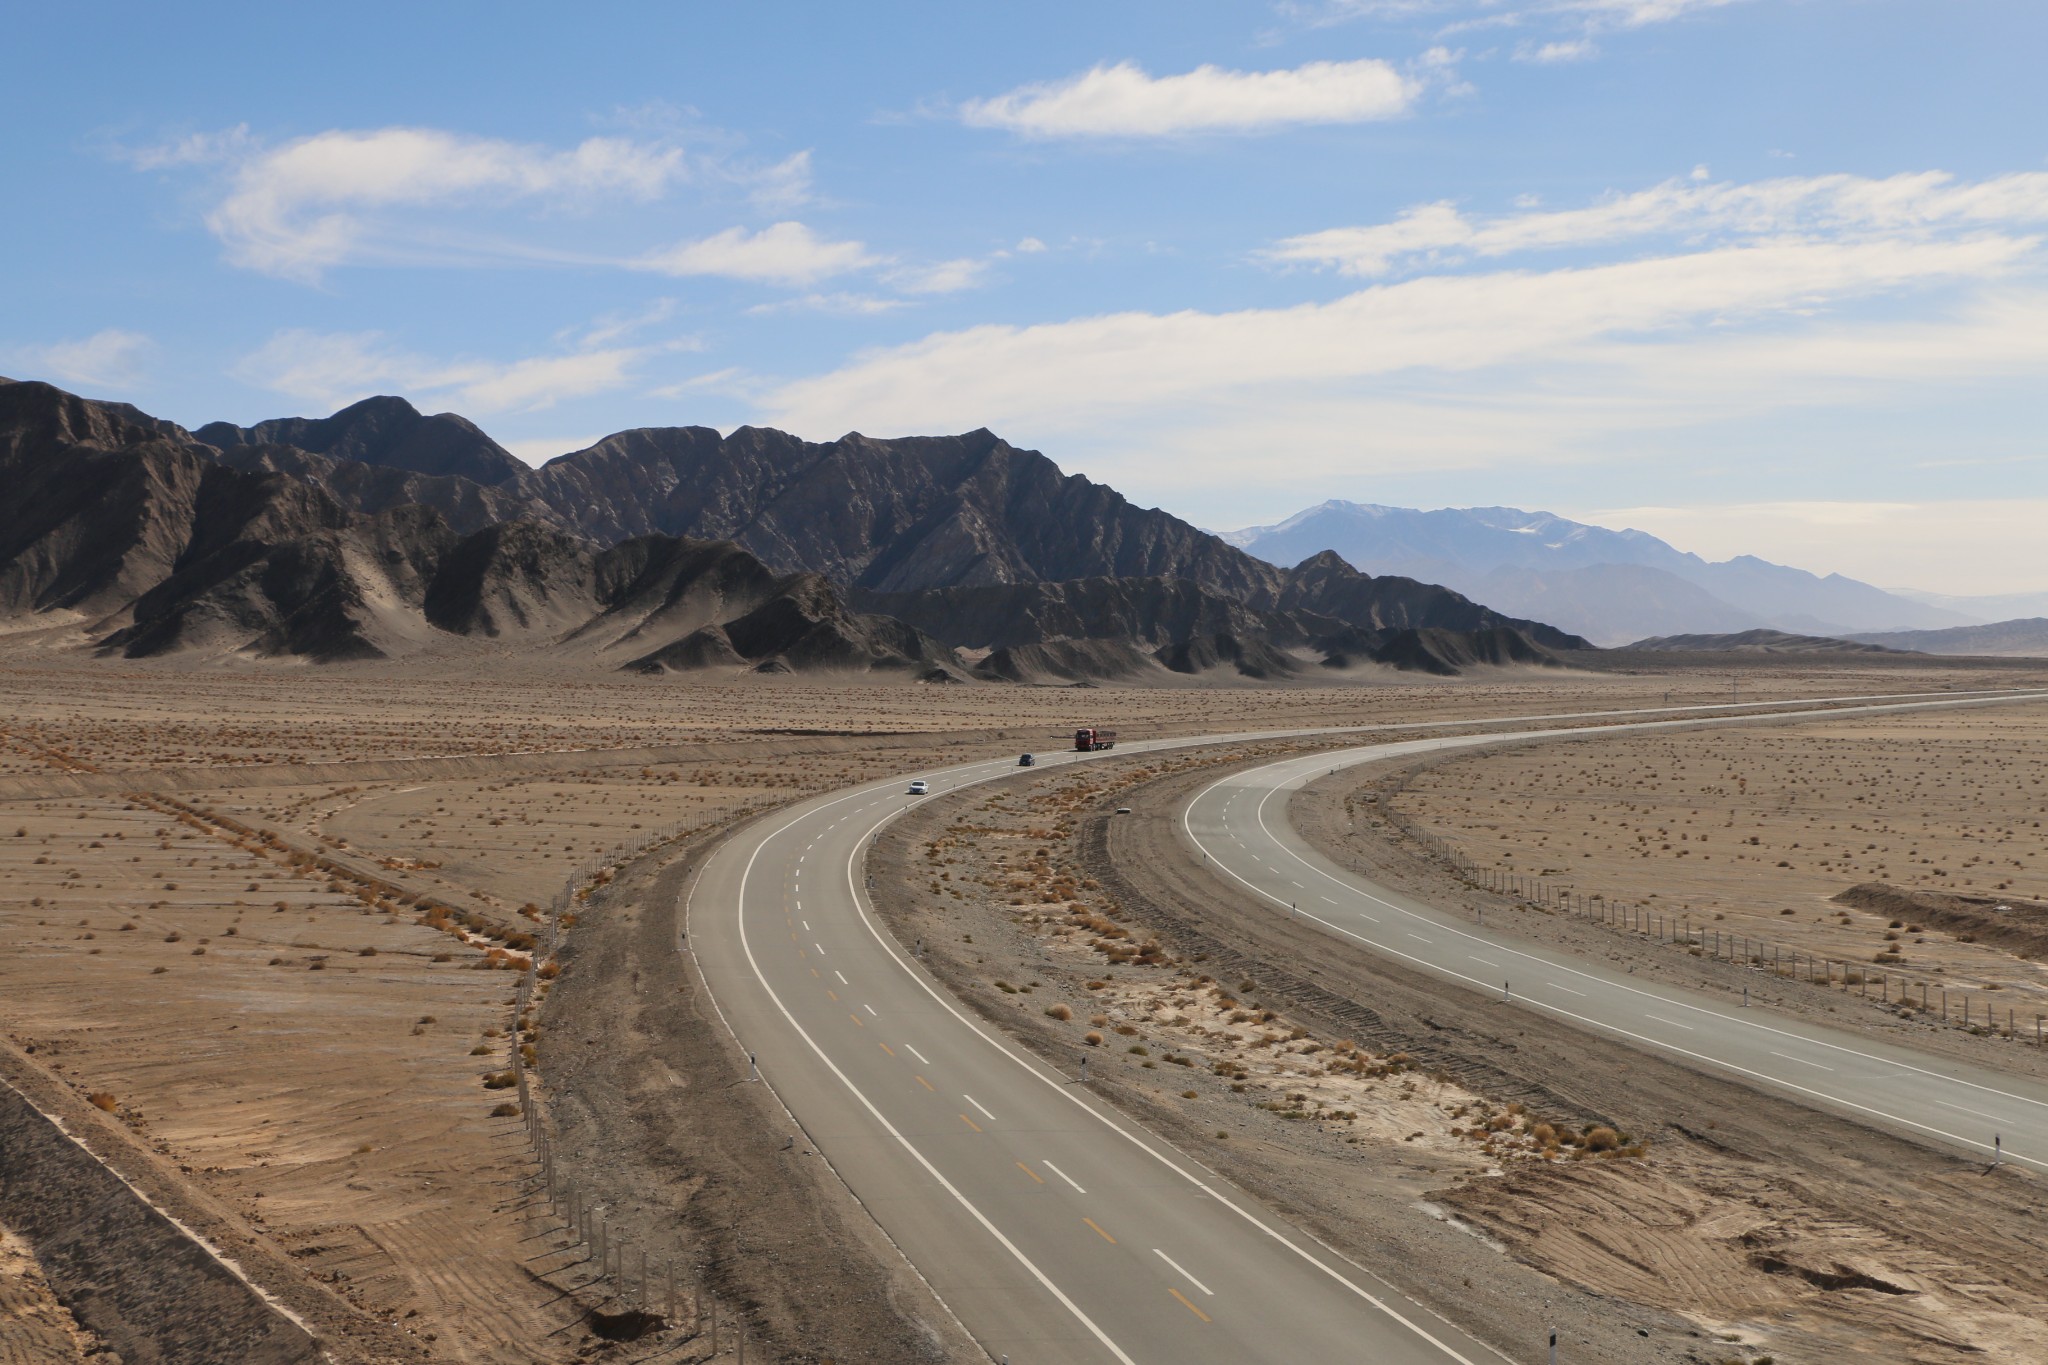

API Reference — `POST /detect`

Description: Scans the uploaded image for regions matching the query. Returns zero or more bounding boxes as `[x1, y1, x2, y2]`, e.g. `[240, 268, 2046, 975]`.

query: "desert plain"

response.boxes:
[4, 652, 2048, 1363]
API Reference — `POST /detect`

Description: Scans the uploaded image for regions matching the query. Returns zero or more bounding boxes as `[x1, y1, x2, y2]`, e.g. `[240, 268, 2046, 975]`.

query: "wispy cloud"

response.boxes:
[231, 328, 694, 414]
[635, 221, 877, 286]
[9, 329, 154, 389]
[1576, 499, 2048, 596]
[764, 234, 2033, 442]
[959, 58, 1419, 137]
[129, 123, 816, 284]
[746, 292, 910, 316]
[1516, 38, 1596, 62]
[1264, 169, 2048, 276]
[1280, 0, 1753, 32]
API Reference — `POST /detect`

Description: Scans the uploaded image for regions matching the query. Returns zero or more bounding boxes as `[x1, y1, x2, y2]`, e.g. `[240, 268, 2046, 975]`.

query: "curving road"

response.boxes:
[1182, 693, 2048, 1176]
[683, 688, 2047, 1364]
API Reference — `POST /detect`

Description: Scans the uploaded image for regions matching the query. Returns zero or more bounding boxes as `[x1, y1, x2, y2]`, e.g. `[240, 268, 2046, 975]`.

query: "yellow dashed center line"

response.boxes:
[1168, 1287, 1211, 1323]
[1016, 1161, 1044, 1184]
[959, 1113, 982, 1133]
[826, 989, 839, 1002]
[1083, 1217, 1116, 1245]
[849, 1013, 864, 1028]
[915, 1075, 935, 1092]
[878, 1041, 895, 1057]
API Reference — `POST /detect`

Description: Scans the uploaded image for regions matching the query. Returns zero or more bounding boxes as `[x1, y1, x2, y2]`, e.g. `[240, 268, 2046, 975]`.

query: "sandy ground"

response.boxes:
[1387, 704, 2048, 1042]
[1, 655, 2044, 1362]
[0, 1226, 94, 1365]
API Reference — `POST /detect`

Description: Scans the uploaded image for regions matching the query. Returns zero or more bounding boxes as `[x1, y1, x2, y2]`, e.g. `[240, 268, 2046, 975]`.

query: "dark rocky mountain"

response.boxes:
[0, 380, 222, 619]
[859, 562, 1583, 679]
[0, 378, 1586, 680]
[1624, 629, 1904, 655]
[0, 381, 950, 674]
[1849, 618, 2048, 658]
[199, 395, 530, 486]
[211, 440, 560, 535]
[522, 424, 1283, 601]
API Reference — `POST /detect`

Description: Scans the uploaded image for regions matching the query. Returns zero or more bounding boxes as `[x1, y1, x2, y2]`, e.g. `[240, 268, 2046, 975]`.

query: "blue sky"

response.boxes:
[4, 1, 2045, 594]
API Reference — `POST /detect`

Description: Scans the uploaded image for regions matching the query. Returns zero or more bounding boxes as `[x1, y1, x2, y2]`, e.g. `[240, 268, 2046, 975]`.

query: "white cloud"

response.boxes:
[12, 329, 153, 389]
[763, 234, 2032, 442]
[232, 329, 669, 415]
[560, 298, 678, 349]
[1265, 170, 2048, 276]
[886, 257, 992, 294]
[132, 123, 823, 284]
[1576, 500, 2048, 596]
[167, 126, 693, 282]
[1015, 236, 1049, 254]
[1281, 0, 1753, 32]
[746, 293, 910, 317]
[1517, 38, 1597, 62]
[636, 221, 876, 286]
[960, 58, 1418, 137]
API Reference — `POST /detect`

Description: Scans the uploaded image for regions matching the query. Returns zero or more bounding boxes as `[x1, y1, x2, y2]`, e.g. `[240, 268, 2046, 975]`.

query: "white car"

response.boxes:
[907, 780, 929, 795]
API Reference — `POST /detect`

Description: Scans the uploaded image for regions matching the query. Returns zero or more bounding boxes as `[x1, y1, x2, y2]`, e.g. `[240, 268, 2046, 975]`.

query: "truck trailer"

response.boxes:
[1073, 727, 1118, 752]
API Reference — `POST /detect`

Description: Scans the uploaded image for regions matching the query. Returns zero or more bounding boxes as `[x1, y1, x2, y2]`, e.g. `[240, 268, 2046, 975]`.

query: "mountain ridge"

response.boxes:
[1224, 500, 1974, 643]
[0, 379, 1585, 681]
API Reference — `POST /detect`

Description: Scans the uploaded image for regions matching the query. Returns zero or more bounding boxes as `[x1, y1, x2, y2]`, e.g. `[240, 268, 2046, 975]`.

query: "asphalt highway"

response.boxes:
[683, 687, 2048, 1364]
[1183, 693, 2048, 1178]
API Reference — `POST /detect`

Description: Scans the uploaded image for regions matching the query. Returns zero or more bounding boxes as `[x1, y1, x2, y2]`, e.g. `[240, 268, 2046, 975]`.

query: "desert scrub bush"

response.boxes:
[483, 1071, 517, 1090]
[88, 1092, 117, 1112]
[470, 1044, 492, 1056]
[490, 1102, 520, 1117]
[1044, 1003, 1072, 1021]
[1084, 1032, 1103, 1047]
[1128, 1044, 1150, 1056]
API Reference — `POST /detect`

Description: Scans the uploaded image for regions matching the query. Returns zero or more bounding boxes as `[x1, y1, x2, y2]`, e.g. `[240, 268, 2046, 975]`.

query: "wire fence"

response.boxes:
[506, 815, 761, 1358]
[1370, 798, 2048, 1045]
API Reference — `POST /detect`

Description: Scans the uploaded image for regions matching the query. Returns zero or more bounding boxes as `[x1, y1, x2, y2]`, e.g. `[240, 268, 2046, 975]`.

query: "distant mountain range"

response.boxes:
[1626, 629, 1902, 656]
[0, 380, 1587, 681]
[1850, 619, 2048, 658]
[1222, 501, 1977, 646]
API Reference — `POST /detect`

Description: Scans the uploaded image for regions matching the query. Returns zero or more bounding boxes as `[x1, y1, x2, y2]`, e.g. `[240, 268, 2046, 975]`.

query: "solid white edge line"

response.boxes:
[736, 806, 1141, 1365]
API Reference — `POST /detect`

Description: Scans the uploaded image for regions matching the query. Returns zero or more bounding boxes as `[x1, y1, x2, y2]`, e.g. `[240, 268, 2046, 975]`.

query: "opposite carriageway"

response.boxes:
[682, 687, 2048, 1364]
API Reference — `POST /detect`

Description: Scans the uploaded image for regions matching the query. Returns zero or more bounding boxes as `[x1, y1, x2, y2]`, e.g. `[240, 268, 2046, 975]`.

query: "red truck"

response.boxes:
[1074, 727, 1118, 752]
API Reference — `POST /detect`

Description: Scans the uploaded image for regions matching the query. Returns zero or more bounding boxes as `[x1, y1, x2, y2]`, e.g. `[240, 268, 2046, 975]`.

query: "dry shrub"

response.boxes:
[490, 1102, 520, 1117]
[1045, 1003, 1072, 1021]
[1084, 1032, 1103, 1047]
[88, 1092, 117, 1112]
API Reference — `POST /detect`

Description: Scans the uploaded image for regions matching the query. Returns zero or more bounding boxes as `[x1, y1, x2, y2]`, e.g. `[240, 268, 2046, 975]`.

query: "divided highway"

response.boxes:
[683, 688, 2048, 1364]
[1183, 694, 2048, 1176]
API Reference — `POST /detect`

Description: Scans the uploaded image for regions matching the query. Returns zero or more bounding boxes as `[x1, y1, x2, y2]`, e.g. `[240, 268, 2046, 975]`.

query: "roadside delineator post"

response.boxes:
[1549, 1326, 1558, 1365]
